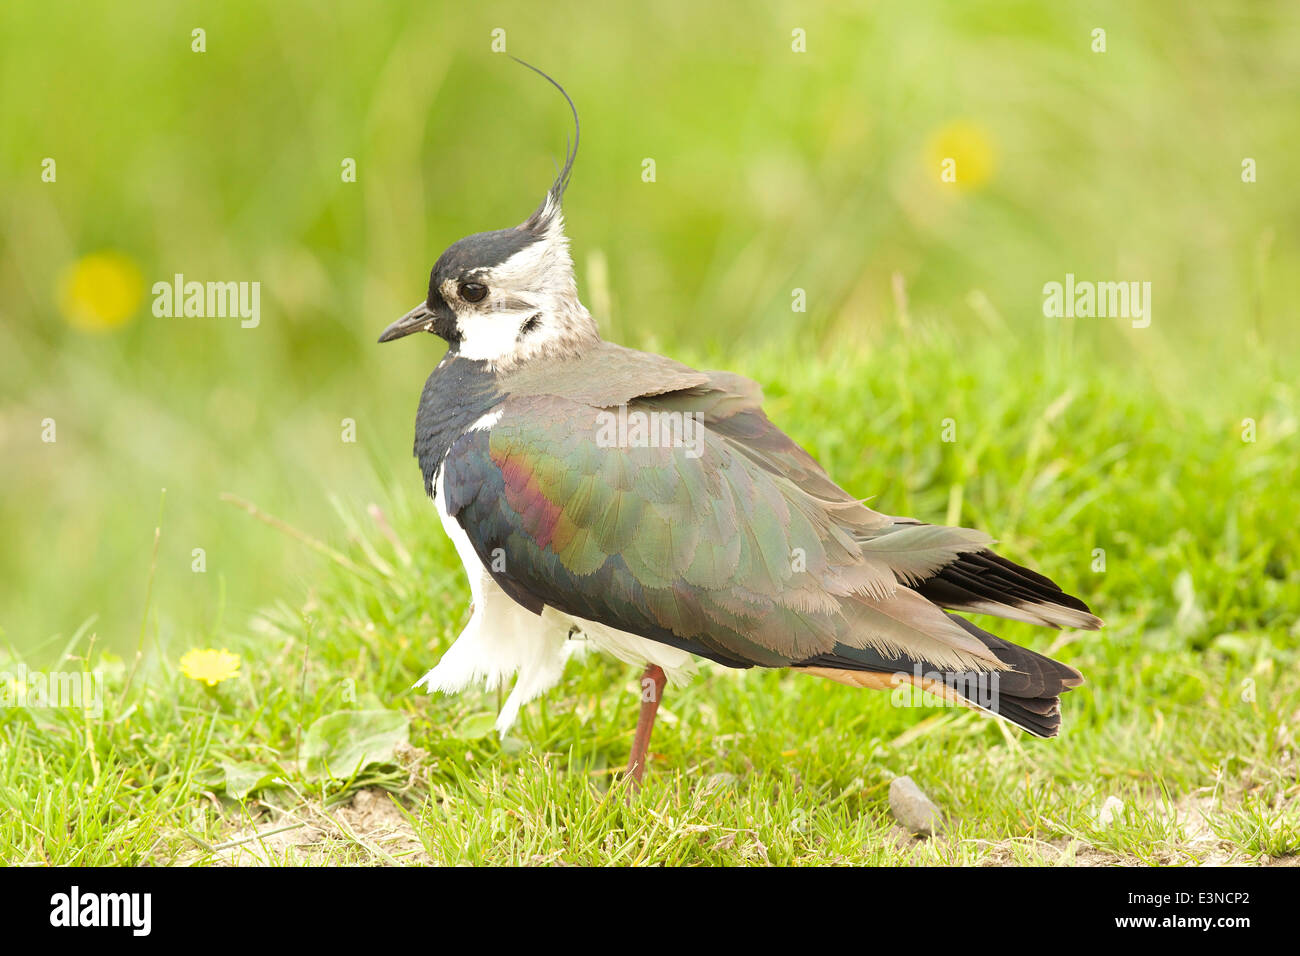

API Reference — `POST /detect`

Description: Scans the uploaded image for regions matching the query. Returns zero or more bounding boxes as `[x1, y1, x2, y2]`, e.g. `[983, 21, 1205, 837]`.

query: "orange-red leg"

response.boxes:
[626, 664, 667, 786]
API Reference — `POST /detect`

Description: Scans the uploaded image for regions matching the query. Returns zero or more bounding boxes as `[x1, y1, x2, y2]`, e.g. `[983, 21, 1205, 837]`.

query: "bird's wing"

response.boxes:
[502, 340, 713, 406]
[504, 340, 878, 513]
[644, 367, 1103, 631]
[441, 392, 1005, 673]
[638, 369, 892, 523]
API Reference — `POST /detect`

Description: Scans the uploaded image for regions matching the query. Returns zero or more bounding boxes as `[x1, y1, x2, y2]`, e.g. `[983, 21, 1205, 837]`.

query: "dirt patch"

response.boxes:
[968, 791, 1291, 866]
[181, 789, 429, 866]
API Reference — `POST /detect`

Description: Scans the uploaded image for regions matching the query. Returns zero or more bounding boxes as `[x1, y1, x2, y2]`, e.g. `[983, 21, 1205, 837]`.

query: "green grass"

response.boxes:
[3, 331, 1296, 865]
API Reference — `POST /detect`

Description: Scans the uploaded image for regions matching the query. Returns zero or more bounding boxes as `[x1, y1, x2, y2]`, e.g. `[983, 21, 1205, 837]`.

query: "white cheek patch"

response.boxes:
[438, 276, 523, 363]
[454, 310, 535, 363]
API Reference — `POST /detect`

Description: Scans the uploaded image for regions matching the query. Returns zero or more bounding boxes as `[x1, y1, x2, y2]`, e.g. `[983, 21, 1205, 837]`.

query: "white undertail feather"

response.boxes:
[569, 616, 696, 685]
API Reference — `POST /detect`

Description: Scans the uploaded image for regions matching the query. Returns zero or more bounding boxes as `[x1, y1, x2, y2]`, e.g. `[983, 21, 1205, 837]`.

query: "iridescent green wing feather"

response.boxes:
[441, 393, 1001, 672]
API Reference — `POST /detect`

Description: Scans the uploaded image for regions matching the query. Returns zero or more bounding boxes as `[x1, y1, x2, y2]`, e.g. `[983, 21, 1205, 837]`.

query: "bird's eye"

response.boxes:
[459, 281, 488, 303]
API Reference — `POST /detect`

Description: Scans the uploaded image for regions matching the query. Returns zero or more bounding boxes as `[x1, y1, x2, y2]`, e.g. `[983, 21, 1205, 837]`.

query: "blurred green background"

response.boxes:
[1, 0, 1296, 660]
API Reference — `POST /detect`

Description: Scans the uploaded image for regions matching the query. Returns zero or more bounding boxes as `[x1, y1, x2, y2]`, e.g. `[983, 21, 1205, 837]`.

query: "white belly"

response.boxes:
[415, 477, 695, 733]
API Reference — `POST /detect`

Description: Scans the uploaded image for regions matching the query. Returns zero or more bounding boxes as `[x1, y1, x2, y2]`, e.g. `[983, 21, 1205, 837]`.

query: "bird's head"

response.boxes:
[379, 62, 599, 370]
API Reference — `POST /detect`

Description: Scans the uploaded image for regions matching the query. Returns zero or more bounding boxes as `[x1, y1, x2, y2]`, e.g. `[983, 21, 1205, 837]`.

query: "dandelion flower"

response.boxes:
[180, 648, 242, 687]
[57, 251, 144, 331]
[926, 120, 996, 190]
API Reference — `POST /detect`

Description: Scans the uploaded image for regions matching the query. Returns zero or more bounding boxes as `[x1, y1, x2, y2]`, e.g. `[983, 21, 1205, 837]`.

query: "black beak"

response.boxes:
[378, 302, 434, 343]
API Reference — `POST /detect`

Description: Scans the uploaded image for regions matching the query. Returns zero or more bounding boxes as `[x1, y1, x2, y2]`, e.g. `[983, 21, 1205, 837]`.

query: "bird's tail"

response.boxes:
[801, 614, 1084, 737]
[913, 547, 1103, 631]
[942, 613, 1084, 736]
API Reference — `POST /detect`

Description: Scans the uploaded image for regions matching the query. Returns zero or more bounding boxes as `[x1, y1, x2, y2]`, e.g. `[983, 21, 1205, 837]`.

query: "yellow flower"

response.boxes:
[57, 251, 144, 331]
[180, 648, 242, 687]
[926, 120, 996, 190]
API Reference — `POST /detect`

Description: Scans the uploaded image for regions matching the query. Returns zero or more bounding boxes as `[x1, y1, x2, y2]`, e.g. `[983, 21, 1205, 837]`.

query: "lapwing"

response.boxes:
[380, 64, 1101, 784]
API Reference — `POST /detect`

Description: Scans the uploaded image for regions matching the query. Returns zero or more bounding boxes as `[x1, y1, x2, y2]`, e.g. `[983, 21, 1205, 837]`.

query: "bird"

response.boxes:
[379, 62, 1101, 785]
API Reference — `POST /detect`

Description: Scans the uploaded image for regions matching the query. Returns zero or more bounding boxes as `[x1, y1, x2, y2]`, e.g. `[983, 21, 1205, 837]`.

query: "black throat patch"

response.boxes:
[414, 355, 504, 495]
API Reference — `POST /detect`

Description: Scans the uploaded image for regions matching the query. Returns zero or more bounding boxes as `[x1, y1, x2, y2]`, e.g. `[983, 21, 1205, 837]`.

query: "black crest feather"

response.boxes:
[510, 58, 579, 232]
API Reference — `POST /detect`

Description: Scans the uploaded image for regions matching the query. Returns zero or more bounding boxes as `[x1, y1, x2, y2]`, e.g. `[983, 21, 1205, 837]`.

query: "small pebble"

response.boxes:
[1097, 795, 1124, 827]
[889, 775, 943, 836]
